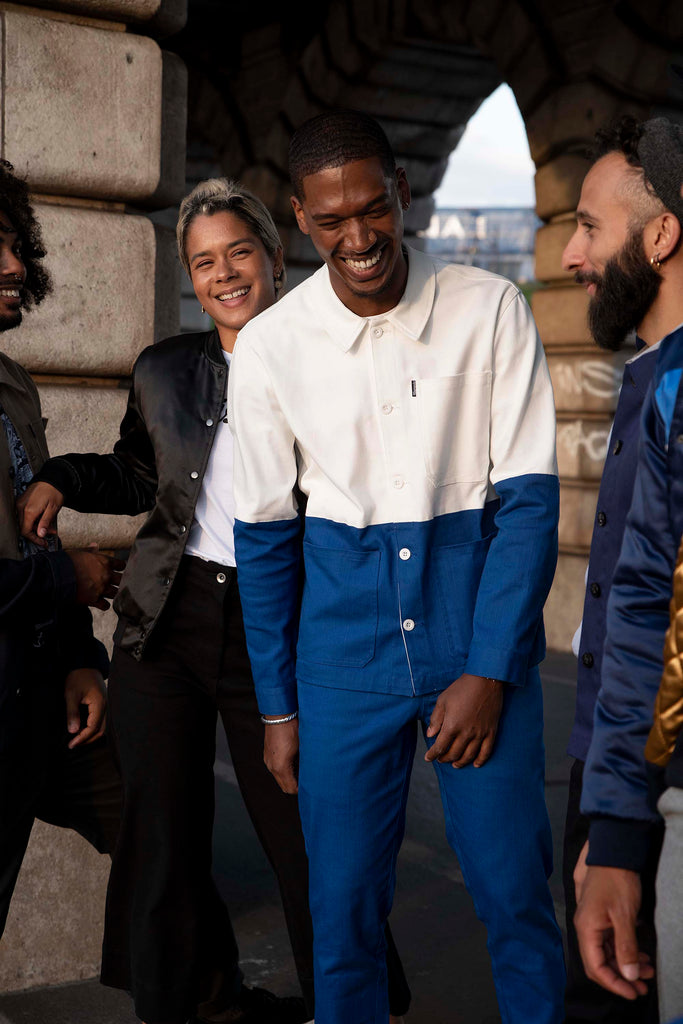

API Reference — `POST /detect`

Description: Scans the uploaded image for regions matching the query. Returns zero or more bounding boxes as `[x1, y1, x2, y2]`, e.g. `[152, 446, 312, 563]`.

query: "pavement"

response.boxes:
[0, 651, 578, 1024]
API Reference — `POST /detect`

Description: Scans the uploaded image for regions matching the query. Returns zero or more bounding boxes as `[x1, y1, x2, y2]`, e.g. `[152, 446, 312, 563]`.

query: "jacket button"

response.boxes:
[590, 582, 601, 598]
[402, 618, 415, 631]
[206, 418, 214, 427]
[163, 577, 171, 586]
[134, 645, 142, 657]
[179, 524, 186, 534]
[216, 572, 226, 584]
[613, 439, 623, 455]
[597, 511, 607, 527]
[582, 652, 594, 668]
[190, 471, 199, 479]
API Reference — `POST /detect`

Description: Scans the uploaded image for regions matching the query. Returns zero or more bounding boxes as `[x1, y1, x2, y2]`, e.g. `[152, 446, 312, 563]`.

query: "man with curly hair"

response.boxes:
[0, 160, 123, 937]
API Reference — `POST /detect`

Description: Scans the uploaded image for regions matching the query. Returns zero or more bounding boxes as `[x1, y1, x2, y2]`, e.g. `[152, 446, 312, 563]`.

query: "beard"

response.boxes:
[578, 230, 661, 351]
[0, 308, 22, 333]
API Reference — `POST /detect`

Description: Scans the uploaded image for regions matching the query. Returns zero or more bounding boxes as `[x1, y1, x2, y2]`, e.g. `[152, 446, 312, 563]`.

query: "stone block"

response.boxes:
[534, 154, 591, 221]
[12, 0, 187, 36]
[0, 821, 108, 992]
[533, 284, 590, 347]
[534, 219, 576, 283]
[525, 82, 626, 167]
[142, 50, 188, 209]
[548, 350, 628, 414]
[0, 202, 174, 376]
[2, 11, 163, 203]
[559, 480, 599, 551]
[556, 416, 610, 480]
[544, 551, 588, 653]
[37, 382, 147, 550]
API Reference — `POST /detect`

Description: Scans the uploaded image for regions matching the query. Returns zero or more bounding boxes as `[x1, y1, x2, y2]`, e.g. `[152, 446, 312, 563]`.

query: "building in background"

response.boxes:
[419, 207, 540, 284]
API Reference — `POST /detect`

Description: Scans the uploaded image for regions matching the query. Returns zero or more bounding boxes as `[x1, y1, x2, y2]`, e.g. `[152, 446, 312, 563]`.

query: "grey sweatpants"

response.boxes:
[656, 786, 683, 1023]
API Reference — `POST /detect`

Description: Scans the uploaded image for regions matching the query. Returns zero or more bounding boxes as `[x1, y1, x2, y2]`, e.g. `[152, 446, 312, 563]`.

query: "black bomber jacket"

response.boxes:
[34, 330, 229, 661]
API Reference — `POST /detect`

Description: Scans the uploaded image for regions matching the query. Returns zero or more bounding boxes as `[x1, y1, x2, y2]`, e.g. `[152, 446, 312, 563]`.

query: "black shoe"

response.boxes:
[192, 984, 309, 1024]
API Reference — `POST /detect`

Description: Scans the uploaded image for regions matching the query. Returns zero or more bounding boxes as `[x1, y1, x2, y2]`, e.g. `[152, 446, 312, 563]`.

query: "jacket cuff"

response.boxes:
[45, 549, 77, 608]
[64, 637, 110, 680]
[465, 642, 528, 686]
[256, 680, 298, 717]
[33, 456, 81, 499]
[587, 817, 656, 872]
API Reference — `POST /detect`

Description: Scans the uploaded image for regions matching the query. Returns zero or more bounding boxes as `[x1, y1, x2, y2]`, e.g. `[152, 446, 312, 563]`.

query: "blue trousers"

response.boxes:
[297, 669, 565, 1024]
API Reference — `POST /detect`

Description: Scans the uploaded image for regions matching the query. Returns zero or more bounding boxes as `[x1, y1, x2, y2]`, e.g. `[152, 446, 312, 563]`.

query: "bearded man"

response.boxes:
[562, 116, 683, 1015]
[559, 115, 672, 1024]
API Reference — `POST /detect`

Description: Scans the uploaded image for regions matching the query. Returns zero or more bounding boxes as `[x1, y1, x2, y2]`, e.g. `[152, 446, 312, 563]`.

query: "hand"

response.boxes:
[424, 673, 504, 768]
[65, 544, 126, 610]
[574, 839, 589, 904]
[575, 865, 653, 999]
[17, 481, 64, 548]
[64, 668, 106, 749]
[263, 717, 299, 794]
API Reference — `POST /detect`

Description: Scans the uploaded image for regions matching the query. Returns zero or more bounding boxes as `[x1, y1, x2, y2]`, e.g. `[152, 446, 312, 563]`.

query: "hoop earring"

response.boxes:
[650, 253, 662, 270]
[201, 305, 205, 313]
[274, 278, 282, 291]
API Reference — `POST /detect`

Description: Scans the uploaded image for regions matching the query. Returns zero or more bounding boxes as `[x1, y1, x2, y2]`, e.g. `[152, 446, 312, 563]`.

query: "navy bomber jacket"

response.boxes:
[581, 322, 683, 871]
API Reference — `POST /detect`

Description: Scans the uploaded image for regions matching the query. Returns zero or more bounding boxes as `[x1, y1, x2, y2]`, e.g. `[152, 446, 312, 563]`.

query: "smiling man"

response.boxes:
[228, 109, 565, 1024]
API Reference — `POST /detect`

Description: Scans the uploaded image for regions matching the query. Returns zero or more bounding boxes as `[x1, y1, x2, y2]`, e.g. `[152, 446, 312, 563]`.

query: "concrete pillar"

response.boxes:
[0, 0, 187, 991]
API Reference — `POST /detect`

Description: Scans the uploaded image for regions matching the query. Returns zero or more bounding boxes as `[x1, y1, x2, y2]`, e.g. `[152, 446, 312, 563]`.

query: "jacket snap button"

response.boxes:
[590, 582, 601, 598]
[582, 652, 594, 668]
[190, 471, 199, 480]
[613, 440, 623, 455]
[216, 572, 226, 584]
[597, 511, 607, 527]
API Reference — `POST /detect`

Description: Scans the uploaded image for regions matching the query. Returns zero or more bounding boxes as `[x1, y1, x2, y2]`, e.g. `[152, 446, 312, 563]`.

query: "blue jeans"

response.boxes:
[297, 668, 565, 1024]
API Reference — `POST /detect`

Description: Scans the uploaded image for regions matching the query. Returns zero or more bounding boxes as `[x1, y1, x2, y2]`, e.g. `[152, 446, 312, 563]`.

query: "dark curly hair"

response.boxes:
[591, 115, 665, 227]
[0, 160, 52, 307]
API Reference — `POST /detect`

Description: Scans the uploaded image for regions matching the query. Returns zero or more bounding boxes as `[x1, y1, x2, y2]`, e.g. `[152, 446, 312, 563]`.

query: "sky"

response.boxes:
[434, 84, 535, 209]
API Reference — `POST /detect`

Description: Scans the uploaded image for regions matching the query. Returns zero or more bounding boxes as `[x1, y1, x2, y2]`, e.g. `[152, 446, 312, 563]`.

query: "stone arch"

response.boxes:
[175, 0, 683, 646]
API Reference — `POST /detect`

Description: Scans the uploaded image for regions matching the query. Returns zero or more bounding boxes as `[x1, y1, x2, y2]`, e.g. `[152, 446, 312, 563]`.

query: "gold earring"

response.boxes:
[650, 253, 662, 270]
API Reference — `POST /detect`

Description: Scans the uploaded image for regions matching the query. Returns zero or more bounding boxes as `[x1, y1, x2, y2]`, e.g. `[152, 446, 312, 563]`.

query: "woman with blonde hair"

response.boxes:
[19, 178, 410, 1024]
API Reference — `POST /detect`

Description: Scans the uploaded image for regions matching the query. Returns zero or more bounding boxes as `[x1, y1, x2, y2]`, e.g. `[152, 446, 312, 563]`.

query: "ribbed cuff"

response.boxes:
[587, 817, 656, 872]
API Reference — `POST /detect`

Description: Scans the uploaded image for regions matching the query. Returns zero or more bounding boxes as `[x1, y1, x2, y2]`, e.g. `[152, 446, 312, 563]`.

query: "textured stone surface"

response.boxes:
[2, 11, 162, 202]
[0, 821, 108, 992]
[534, 155, 590, 222]
[556, 416, 610, 481]
[548, 350, 629, 414]
[545, 552, 588, 653]
[559, 481, 600, 552]
[534, 219, 576, 283]
[533, 284, 590, 347]
[1, 203, 160, 377]
[38, 382, 147, 550]
[11, 0, 187, 34]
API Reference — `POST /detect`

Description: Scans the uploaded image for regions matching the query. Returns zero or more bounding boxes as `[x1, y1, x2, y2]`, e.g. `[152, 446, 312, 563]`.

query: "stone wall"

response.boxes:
[0, 0, 187, 991]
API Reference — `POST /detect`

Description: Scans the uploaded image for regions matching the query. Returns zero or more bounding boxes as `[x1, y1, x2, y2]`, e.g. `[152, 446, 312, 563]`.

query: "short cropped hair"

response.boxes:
[592, 116, 666, 228]
[0, 160, 52, 308]
[288, 110, 396, 199]
[176, 177, 285, 289]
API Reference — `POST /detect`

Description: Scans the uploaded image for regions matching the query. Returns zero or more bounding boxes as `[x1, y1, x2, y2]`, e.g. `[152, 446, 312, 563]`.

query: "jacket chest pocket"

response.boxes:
[416, 372, 491, 486]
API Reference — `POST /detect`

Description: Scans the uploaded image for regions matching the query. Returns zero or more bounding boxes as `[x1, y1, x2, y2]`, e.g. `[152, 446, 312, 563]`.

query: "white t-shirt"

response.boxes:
[185, 349, 236, 566]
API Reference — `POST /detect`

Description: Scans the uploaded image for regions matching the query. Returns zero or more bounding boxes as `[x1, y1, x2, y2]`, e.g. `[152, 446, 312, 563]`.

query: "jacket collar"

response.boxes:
[0, 351, 30, 393]
[203, 328, 225, 367]
[311, 245, 437, 353]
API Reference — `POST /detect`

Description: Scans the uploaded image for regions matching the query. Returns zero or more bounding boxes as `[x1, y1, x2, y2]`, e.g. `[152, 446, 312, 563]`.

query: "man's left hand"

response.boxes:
[425, 673, 504, 768]
[64, 668, 106, 749]
[575, 864, 653, 999]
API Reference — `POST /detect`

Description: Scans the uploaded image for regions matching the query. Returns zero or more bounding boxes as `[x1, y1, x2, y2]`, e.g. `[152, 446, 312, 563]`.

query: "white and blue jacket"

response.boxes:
[228, 247, 559, 714]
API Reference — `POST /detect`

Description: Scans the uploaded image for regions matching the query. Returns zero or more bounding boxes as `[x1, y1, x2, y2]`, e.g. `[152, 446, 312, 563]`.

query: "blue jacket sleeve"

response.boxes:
[582, 385, 676, 871]
[465, 291, 559, 684]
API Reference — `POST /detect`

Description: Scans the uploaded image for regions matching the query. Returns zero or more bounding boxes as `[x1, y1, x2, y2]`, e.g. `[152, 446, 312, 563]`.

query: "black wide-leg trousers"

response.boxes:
[101, 555, 409, 1024]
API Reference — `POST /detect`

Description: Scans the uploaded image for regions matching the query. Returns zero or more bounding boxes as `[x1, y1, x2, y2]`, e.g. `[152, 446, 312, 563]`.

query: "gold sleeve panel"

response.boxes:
[646, 538, 683, 766]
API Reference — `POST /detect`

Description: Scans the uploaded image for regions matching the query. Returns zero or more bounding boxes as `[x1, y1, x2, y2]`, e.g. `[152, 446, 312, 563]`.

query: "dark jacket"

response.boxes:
[34, 331, 229, 660]
[569, 344, 658, 761]
[581, 322, 683, 871]
[0, 351, 107, 752]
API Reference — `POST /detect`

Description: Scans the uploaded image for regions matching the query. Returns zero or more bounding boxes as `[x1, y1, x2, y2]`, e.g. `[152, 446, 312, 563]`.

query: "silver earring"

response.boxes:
[201, 305, 205, 313]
